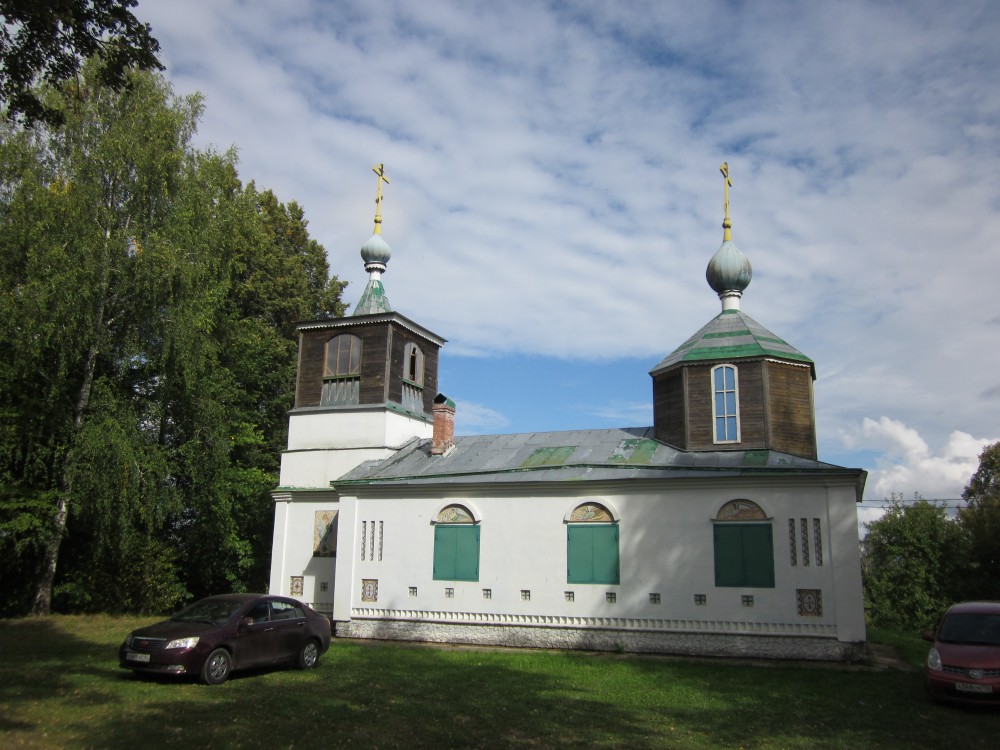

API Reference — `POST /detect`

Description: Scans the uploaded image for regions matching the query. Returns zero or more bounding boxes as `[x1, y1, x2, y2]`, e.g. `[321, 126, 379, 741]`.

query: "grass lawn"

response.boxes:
[0, 616, 997, 749]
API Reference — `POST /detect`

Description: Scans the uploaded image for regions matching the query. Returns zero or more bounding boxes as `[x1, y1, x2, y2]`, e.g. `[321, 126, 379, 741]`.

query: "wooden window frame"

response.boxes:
[711, 364, 740, 444]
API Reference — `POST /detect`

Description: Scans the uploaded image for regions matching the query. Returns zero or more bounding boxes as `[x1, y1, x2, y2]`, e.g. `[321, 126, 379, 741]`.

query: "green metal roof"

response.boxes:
[353, 278, 392, 316]
[331, 427, 863, 489]
[650, 309, 815, 377]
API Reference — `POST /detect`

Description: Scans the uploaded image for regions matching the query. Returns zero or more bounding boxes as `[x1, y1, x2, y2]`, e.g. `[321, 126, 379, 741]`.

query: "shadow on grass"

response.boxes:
[2, 617, 999, 749]
[80, 643, 664, 749]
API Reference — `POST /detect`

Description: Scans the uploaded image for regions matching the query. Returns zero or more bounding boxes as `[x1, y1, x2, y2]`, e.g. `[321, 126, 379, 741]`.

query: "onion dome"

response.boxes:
[706, 238, 752, 308]
[361, 232, 392, 269]
[706, 162, 752, 311]
[353, 163, 394, 316]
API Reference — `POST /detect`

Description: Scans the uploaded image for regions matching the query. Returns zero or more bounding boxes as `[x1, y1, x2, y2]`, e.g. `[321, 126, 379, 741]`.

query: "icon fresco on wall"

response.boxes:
[436, 505, 474, 524]
[314, 510, 338, 557]
[570, 503, 613, 523]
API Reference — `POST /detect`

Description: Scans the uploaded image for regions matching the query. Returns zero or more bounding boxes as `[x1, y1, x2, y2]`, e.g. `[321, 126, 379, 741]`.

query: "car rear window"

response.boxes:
[271, 601, 304, 620]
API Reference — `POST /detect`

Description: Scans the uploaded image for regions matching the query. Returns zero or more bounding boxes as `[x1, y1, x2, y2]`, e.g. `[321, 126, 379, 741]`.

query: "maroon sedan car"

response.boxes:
[119, 594, 332, 684]
[923, 601, 1000, 704]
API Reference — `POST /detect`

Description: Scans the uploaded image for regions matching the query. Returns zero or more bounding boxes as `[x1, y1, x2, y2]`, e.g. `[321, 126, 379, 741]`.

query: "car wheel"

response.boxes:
[201, 648, 232, 685]
[298, 640, 320, 670]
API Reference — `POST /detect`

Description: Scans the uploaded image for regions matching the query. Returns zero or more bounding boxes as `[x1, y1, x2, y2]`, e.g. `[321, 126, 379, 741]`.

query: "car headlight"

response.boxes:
[165, 636, 200, 650]
[927, 647, 942, 671]
[123, 635, 133, 648]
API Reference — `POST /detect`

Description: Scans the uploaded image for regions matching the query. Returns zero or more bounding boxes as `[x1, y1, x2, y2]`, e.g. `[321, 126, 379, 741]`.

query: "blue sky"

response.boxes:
[139, 0, 1000, 510]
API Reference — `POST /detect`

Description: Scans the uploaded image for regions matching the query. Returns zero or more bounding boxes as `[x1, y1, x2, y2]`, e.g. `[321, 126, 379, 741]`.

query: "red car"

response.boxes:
[119, 594, 332, 684]
[923, 601, 1000, 705]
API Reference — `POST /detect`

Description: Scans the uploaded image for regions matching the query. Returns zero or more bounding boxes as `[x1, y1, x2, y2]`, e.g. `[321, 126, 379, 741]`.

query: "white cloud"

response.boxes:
[842, 417, 995, 499]
[137, 0, 1000, 474]
[453, 400, 510, 434]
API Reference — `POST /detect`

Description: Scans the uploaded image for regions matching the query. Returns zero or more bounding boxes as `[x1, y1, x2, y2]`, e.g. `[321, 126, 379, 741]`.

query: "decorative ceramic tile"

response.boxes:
[361, 578, 378, 603]
[290, 576, 304, 597]
[813, 519, 823, 566]
[800, 518, 810, 566]
[788, 519, 798, 566]
[797, 589, 822, 617]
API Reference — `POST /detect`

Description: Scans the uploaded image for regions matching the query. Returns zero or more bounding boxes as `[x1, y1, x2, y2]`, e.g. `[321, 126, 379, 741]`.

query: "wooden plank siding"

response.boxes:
[385, 322, 440, 414]
[763, 361, 817, 459]
[652, 370, 686, 447]
[682, 361, 768, 451]
[652, 359, 816, 459]
[294, 321, 440, 414]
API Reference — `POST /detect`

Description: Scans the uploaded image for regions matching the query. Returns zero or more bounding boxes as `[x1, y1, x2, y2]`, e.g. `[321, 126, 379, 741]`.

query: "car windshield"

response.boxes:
[939, 613, 1000, 646]
[172, 598, 246, 625]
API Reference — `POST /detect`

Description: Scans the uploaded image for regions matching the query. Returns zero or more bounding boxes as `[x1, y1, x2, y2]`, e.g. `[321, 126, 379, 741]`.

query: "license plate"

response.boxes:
[126, 652, 151, 663]
[956, 682, 992, 694]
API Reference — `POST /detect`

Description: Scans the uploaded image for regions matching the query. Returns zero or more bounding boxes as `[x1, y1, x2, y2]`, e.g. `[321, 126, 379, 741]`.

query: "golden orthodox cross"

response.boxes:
[719, 162, 733, 239]
[372, 163, 390, 234]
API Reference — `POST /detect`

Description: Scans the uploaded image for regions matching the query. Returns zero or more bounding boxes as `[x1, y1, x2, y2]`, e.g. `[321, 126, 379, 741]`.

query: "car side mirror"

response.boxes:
[920, 629, 934, 642]
[239, 616, 255, 632]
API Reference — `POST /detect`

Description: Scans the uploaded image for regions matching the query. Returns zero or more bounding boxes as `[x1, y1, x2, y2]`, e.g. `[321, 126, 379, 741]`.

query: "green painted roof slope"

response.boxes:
[353, 278, 392, 315]
[650, 309, 814, 377]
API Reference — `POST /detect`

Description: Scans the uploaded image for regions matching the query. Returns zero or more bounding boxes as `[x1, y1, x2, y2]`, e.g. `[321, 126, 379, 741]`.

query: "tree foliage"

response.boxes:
[0, 63, 345, 615]
[861, 494, 966, 630]
[957, 441, 1000, 600]
[0, 0, 162, 125]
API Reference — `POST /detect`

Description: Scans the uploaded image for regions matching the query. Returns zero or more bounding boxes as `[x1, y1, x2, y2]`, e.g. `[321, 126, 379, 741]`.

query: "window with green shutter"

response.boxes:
[433, 525, 480, 581]
[567, 524, 620, 584]
[713, 524, 774, 587]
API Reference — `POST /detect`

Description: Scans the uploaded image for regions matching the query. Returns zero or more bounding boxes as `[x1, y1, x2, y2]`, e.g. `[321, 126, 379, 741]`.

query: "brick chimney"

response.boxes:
[431, 393, 456, 455]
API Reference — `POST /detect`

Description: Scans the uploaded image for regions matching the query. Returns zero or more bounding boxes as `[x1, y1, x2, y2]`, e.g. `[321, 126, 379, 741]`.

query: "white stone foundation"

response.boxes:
[337, 618, 864, 661]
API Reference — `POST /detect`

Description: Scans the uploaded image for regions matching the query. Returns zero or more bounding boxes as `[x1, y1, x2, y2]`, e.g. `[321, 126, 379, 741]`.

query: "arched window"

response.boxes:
[713, 499, 774, 588]
[402, 342, 424, 412]
[404, 342, 424, 385]
[566, 502, 619, 584]
[321, 334, 361, 406]
[712, 364, 740, 443]
[432, 504, 480, 582]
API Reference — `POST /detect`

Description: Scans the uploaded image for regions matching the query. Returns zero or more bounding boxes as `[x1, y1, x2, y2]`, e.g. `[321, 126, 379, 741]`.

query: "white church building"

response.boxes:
[268, 164, 867, 661]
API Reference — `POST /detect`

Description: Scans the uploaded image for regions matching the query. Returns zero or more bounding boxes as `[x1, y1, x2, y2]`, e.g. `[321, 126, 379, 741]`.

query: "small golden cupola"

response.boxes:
[650, 163, 818, 459]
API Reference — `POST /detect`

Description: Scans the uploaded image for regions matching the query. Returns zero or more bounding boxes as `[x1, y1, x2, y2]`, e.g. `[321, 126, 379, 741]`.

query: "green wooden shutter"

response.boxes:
[567, 525, 619, 584]
[433, 525, 480, 582]
[567, 526, 594, 583]
[714, 525, 745, 587]
[433, 525, 456, 580]
[714, 524, 774, 588]
[454, 525, 480, 581]
[742, 525, 774, 587]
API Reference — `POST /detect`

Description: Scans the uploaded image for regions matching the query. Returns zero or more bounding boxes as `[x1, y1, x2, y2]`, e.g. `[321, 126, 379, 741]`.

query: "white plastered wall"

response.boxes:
[270, 407, 432, 609]
[279, 408, 432, 487]
[334, 476, 865, 645]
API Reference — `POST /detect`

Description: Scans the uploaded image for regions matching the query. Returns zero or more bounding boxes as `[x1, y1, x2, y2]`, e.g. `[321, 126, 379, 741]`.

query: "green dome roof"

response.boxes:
[650, 309, 814, 377]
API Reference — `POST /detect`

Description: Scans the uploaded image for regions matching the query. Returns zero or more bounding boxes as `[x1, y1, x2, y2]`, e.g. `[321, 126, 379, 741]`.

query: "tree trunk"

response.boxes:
[30, 241, 108, 615]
